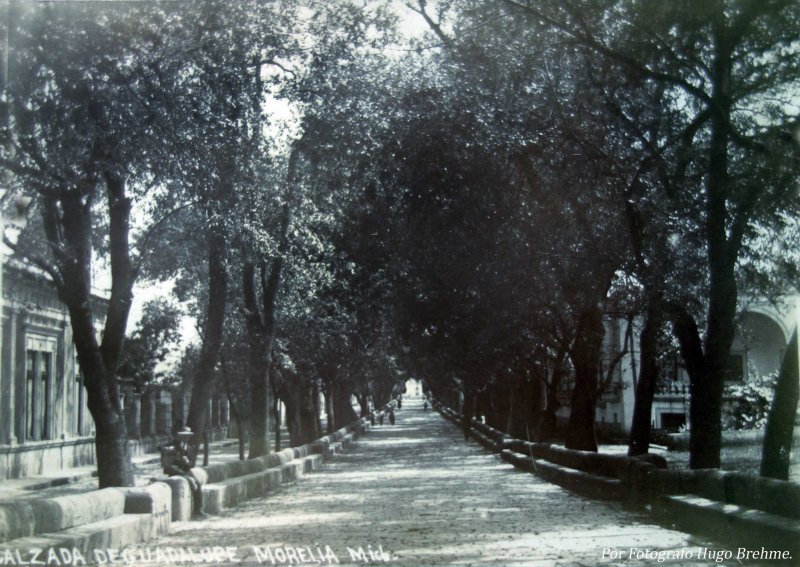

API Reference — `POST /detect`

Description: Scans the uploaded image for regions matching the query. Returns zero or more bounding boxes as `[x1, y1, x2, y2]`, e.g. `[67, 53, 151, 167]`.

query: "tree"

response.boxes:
[0, 1, 181, 487]
[131, 1, 300, 462]
[760, 330, 799, 480]
[117, 298, 182, 393]
[498, 0, 800, 467]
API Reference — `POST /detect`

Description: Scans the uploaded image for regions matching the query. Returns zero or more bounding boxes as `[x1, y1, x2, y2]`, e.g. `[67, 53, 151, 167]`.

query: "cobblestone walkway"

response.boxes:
[126, 400, 744, 567]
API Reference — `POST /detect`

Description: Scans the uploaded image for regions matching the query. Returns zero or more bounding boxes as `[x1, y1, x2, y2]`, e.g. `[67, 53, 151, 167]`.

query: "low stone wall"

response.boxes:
[188, 417, 371, 515]
[0, 483, 172, 555]
[649, 469, 800, 557]
[435, 402, 661, 501]
[435, 401, 800, 556]
[0, 406, 376, 554]
[0, 487, 126, 542]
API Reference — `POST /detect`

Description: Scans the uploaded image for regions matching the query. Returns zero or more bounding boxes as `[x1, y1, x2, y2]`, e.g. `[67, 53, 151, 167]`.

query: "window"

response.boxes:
[25, 349, 52, 441]
[725, 354, 745, 382]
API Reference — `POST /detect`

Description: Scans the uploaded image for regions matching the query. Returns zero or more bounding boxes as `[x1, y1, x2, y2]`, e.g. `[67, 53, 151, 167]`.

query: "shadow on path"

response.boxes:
[127, 400, 737, 566]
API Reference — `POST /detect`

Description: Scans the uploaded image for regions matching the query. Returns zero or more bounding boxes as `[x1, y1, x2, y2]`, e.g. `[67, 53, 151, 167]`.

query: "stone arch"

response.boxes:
[732, 311, 789, 379]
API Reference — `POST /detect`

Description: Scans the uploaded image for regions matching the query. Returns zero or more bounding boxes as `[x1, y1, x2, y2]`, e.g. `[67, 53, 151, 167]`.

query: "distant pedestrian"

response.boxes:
[370, 413, 376, 426]
[379, 412, 384, 426]
[423, 401, 428, 411]
[389, 409, 396, 425]
[397, 398, 402, 409]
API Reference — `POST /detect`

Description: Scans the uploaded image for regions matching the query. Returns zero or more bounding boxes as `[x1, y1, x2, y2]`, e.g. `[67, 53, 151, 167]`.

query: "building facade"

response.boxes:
[581, 296, 800, 437]
[0, 261, 231, 480]
[0, 261, 97, 479]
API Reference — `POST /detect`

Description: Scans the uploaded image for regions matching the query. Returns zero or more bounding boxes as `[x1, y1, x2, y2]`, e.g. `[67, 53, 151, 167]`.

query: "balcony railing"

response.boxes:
[656, 382, 689, 396]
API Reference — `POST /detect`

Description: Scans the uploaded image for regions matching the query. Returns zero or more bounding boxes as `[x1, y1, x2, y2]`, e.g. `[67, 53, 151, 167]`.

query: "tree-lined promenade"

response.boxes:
[0, 0, 798, 489]
[126, 401, 725, 566]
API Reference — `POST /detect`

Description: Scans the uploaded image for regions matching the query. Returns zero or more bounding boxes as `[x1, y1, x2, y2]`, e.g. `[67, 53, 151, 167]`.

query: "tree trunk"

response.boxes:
[280, 373, 321, 447]
[186, 223, 227, 461]
[669, 304, 707, 467]
[761, 330, 799, 480]
[323, 380, 335, 434]
[537, 350, 566, 442]
[332, 381, 358, 429]
[44, 179, 135, 488]
[245, 200, 290, 458]
[565, 306, 604, 452]
[243, 261, 269, 459]
[461, 387, 477, 439]
[358, 392, 370, 417]
[272, 378, 282, 452]
[505, 373, 531, 439]
[80, 347, 132, 486]
[689, 18, 737, 469]
[238, 420, 246, 461]
[311, 380, 323, 436]
[628, 300, 663, 456]
[247, 364, 270, 458]
[692, 261, 736, 468]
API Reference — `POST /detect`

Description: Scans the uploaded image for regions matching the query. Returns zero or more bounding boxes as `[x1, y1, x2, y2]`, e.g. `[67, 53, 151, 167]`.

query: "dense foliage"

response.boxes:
[1, 0, 797, 484]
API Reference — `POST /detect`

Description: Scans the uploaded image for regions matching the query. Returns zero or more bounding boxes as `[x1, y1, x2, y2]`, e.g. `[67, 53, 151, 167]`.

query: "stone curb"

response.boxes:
[648, 468, 800, 557]
[434, 401, 800, 556]
[0, 407, 385, 554]
[0, 485, 171, 555]
[0, 487, 127, 542]
[195, 416, 372, 515]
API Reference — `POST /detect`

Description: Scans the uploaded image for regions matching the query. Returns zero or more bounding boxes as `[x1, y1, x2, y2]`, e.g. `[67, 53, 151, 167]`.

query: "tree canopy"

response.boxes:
[2, 0, 798, 485]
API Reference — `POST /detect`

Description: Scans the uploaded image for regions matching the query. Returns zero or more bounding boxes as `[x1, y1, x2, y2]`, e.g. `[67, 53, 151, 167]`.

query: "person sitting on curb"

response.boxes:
[162, 427, 205, 518]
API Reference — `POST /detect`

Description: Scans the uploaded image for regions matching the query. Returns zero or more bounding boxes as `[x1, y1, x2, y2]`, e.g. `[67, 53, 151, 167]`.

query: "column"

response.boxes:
[1, 310, 16, 444]
[126, 392, 141, 439]
[171, 390, 184, 430]
[207, 398, 213, 437]
[142, 390, 156, 437]
[158, 390, 172, 435]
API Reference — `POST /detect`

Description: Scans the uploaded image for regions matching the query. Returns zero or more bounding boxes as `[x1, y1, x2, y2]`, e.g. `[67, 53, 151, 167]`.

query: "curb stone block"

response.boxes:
[653, 494, 800, 557]
[280, 462, 303, 483]
[164, 476, 193, 522]
[243, 459, 266, 475]
[0, 488, 127, 543]
[195, 413, 369, 515]
[302, 455, 323, 473]
[4, 514, 154, 556]
[0, 505, 36, 542]
[122, 482, 172, 538]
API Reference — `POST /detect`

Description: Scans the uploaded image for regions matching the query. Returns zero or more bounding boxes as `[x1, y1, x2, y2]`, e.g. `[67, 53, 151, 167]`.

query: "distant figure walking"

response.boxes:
[397, 398, 402, 409]
[389, 409, 396, 425]
[423, 401, 428, 411]
[379, 412, 384, 426]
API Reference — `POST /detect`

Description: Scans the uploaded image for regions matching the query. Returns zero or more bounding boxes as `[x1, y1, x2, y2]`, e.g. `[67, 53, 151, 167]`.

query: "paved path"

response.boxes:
[125, 400, 741, 567]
